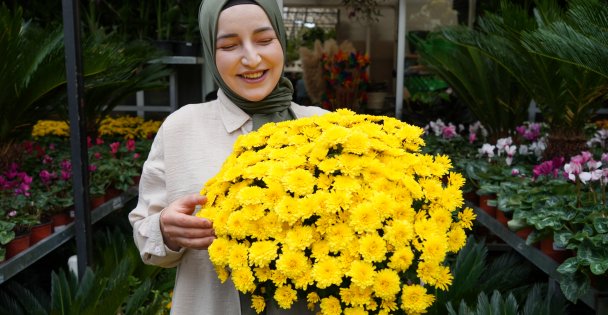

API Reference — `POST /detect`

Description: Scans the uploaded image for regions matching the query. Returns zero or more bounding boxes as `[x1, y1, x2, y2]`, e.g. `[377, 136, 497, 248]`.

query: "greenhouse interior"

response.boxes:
[1, 0, 607, 314]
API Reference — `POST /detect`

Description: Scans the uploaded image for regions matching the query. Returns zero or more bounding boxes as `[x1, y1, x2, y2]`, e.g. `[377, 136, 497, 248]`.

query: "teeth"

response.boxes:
[242, 71, 263, 79]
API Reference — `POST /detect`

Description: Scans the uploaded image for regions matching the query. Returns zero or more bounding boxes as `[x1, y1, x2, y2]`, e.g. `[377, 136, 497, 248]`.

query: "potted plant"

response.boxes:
[0, 219, 16, 262]
[440, 0, 608, 159]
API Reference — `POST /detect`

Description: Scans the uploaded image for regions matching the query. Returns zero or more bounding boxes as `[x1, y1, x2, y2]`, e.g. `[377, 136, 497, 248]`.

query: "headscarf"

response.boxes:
[199, 0, 295, 130]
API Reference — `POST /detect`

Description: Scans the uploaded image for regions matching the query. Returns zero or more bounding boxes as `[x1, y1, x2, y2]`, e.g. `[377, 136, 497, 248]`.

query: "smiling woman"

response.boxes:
[128, 0, 327, 314]
[215, 5, 285, 102]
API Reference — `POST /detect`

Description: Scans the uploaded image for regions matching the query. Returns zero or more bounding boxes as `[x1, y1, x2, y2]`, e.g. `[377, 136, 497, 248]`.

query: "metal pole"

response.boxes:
[62, 0, 93, 279]
[395, 0, 406, 120]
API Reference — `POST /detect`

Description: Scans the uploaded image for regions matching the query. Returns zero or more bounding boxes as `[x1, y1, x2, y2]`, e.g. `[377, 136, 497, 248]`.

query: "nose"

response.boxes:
[241, 43, 261, 67]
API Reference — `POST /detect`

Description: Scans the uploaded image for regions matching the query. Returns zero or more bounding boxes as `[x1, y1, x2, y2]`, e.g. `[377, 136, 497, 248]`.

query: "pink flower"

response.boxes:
[126, 139, 136, 152]
[43, 154, 53, 164]
[441, 125, 457, 139]
[468, 133, 477, 144]
[39, 170, 55, 185]
[89, 165, 97, 172]
[511, 168, 520, 176]
[110, 142, 120, 155]
[133, 153, 141, 159]
[96, 138, 104, 145]
[533, 157, 564, 180]
[8, 211, 16, 217]
[94, 152, 102, 159]
[60, 160, 72, 171]
[61, 170, 71, 181]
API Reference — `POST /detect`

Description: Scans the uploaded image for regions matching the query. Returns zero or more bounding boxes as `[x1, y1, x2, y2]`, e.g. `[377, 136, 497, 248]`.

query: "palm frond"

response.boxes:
[522, 0, 608, 79]
[415, 32, 529, 139]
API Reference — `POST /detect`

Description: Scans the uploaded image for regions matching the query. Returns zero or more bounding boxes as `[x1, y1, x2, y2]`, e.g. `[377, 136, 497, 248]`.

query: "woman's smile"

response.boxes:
[240, 70, 267, 81]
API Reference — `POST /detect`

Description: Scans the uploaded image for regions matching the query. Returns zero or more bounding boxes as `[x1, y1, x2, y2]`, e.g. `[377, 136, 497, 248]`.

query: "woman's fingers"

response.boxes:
[160, 194, 215, 250]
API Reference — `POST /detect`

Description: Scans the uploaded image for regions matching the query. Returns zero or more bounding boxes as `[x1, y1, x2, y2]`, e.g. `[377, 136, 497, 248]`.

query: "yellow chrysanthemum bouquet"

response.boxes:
[197, 109, 475, 314]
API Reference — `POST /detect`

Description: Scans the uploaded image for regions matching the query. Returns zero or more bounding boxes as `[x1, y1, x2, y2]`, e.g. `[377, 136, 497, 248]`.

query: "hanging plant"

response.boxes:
[341, 0, 383, 24]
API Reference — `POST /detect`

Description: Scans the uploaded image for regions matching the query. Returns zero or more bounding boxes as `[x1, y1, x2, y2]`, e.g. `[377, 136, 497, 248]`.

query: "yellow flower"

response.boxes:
[228, 243, 249, 269]
[248, 240, 278, 267]
[420, 233, 448, 263]
[214, 265, 229, 283]
[340, 285, 373, 308]
[457, 207, 476, 229]
[274, 285, 297, 309]
[319, 296, 342, 315]
[384, 218, 415, 248]
[312, 256, 344, 288]
[373, 269, 401, 299]
[236, 186, 266, 206]
[281, 168, 315, 196]
[208, 238, 232, 266]
[307, 292, 320, 311]
[348, 260, 376, 288]
[284, 226, 315, 251]
[349, 202, 382, 234]
[388, 246, 414, 271]
[344, 307, 367, 315]
[358, 233, 387, 263]
[447, 225, 467, 252]
[31, 120, 69, 138]
[326, 223, 355, 252]
[275, 249, 309, 279]
[251, 295, 266, 314]
[401, 284, 435, 314]
[232, 267, 256, 293]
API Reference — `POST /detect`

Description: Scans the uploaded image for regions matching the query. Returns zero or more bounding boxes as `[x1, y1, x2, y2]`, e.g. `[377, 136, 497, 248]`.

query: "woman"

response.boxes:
[129, 0, 326, 314]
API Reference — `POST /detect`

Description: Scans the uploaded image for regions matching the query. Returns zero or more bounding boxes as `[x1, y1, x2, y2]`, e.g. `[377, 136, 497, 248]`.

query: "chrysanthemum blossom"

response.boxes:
[198, 110, 472, 314]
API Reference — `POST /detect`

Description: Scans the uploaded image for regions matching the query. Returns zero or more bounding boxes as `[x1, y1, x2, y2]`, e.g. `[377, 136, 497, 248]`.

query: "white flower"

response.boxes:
[479, 144, 495, 160]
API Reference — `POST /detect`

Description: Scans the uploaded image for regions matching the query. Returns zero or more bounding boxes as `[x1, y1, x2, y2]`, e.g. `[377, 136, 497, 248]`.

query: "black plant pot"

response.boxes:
[174, 41, 201, 57]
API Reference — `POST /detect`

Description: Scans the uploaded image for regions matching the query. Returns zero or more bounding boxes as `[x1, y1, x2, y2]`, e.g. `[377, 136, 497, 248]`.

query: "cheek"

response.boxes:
[215, 52, 236, 80]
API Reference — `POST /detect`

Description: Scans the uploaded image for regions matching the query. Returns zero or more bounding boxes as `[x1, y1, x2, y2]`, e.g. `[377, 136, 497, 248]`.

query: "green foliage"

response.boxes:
[0, 5, 170, 145]
[521, 0, 608, 79]
[446, 283, 567, 315]
[440, 0, 608, 136]
[0, 227, 172, 315]
[414, 33, 530, 139]
[428, 236, 553, 314]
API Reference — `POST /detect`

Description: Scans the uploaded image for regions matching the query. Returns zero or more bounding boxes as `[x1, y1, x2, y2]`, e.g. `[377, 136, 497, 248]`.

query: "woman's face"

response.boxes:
[215, 4, 284, 102]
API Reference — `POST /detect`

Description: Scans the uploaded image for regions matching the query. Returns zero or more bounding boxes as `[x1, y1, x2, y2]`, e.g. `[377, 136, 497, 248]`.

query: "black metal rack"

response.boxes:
[472, 203, 608, 314]
[0, 187, 138, 285]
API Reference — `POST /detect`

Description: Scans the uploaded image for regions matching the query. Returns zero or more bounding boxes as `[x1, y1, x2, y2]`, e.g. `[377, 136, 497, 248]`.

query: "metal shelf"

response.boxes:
[0, 187, 138, 285]
[471, 203, 607, 313]
[114, 55, 210, 117]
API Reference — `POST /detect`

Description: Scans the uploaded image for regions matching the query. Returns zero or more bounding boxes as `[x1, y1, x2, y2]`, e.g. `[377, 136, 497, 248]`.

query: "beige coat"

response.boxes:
[129, 90, 327, 314]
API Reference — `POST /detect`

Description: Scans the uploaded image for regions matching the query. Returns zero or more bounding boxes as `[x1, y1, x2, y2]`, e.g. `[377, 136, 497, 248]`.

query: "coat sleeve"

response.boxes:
[128, 124, 185, 268]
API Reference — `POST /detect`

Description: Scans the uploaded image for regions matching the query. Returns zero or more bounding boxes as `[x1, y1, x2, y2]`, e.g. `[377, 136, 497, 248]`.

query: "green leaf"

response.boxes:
[593, 217, 608, 234]
[556, 257, 579, 275]
[559, 272, 590, 303]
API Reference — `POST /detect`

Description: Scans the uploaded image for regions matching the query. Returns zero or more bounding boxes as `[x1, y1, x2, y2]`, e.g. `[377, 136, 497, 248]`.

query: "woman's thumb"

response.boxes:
[175, 194, 207, 215]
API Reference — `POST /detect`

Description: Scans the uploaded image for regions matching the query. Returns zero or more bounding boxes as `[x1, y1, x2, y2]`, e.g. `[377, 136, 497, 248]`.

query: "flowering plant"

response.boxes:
[320, 50, 369, 111]
[198, 110, 475, 314]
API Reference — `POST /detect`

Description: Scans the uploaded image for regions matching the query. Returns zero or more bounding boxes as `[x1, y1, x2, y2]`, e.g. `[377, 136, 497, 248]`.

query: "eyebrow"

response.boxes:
[216, 26, 274, 41]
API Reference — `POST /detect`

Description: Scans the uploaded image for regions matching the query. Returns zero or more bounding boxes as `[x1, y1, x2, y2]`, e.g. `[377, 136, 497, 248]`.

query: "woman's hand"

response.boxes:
[159, 194, 215, 251]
